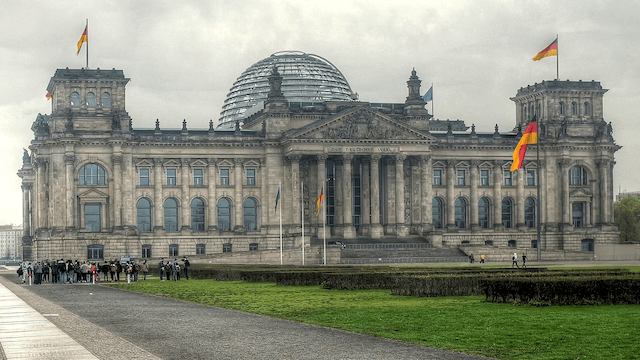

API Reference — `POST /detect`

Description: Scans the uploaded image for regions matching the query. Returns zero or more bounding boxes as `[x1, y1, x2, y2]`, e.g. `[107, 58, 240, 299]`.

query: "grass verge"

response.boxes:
[107, 278, 639, 360]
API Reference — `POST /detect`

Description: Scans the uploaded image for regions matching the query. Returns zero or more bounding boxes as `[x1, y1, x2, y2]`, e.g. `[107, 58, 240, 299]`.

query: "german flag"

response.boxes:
[77, 26, 87, 55]
[511, 117, 537, 171]
[316, 186, 324, 216]
[532, 38, 557, 61]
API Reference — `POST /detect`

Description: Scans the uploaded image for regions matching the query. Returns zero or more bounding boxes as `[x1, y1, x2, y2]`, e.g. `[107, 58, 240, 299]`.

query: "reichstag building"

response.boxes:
[18, 51, 620, 262]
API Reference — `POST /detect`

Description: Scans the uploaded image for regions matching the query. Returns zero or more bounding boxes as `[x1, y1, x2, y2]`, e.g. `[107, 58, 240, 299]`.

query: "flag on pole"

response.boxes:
[510, 115, 537, 171]
[532, 38, 557, 61]
[275, 185, 281, 213]
[316, 186, 324, 216]
[46, 92, 51, 101]
[422, 85, 433, 103]
[77, 26, 88, 55]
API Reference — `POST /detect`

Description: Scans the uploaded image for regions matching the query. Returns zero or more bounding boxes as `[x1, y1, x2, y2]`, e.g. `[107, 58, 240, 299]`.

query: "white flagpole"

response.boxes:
[279, 182, 283, 265]
[323, 190, 326, 265]
[301, 181, 305, 265]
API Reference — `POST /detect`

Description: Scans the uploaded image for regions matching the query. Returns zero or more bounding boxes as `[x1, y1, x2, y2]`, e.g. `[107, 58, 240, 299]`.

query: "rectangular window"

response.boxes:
[220, 169, 230, 185]
[194, 169, 203, 186]
[480, 169, 489, 186]
[572, 202, 584, 228]
[457, 170, 466, 186]
[196, 243, 206, 255]
[167, 169, 177, 186]
[169, 244, 179, 257]
[527, 170, 535, 186]
[142, 245, 152, 258]
[433, 169, 442, 186]
[246, 169, 256, 186]
[85, 203, 101, 232]
[140, 169, 150, 186]
[249, 243, 259, 251]
[503, 170, 512, 186]
[223, 243, 232, 253]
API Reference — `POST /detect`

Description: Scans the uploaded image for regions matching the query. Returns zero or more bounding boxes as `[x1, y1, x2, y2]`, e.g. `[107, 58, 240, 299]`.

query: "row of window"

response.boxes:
[70, 91, 112, 108]
[522, 101, 591, 119]
[78, 163, 590, 189]
[432, 197, 536, 229]
[87, 242, 256, 260]
[134, 197, 259, 233]
[138, 168, 256, 187]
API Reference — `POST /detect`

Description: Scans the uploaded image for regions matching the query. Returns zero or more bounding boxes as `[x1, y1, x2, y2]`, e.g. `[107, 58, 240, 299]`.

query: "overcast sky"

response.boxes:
[1, 0, 639, 226]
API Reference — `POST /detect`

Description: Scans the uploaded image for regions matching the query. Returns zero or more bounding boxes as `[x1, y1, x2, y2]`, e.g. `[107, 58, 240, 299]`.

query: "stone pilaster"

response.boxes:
[492, 161, 503, 229]
[342, 154, 356, 238]
[153, 158, 164, 232]
[233, 158, 244, 232]
[64, 154, 75, 229]
[181, 158, 191, 231]
[369, 154, 383, 238]
[420, 155, 432, 233]
[470, 160, 479, 230]
[395, 154, 408, 236]
[207, 158, 218, 232]
[112, 154, 123, 229]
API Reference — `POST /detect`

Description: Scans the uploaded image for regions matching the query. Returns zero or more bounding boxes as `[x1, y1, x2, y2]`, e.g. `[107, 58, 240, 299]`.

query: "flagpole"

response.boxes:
[323, 194, 326, 265]
[431, 83, 434, 116]
[536, 126, 542, 261]
[301, 181, 305, 265]
[279, 182, 283, 265]
[86, 19, 89, 69]
[556, 34, 559, 80]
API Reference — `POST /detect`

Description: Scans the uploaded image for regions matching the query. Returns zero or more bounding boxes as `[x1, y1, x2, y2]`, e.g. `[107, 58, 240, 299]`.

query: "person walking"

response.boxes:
[480, 254, 485, 264]
[158, 259, 165, 281]
[141, 260, 149, 280]
[183, 257, 190, 280]
[522, 253, 527, 268]
[512, 253, 519, 268]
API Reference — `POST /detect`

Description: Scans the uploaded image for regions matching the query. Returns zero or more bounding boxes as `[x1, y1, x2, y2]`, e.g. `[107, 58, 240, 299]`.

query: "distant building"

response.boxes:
[616, 192, 640, 202]
[17, 52, 620, 262]
[0, 225, 22, 260]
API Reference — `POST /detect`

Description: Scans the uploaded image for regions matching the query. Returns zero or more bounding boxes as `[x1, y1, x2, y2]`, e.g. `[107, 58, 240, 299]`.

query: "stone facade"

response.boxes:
[17, 67, 620, 262]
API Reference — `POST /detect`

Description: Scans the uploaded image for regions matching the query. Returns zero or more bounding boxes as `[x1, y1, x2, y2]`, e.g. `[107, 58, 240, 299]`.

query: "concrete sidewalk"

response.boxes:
[0, 281, 98, 360]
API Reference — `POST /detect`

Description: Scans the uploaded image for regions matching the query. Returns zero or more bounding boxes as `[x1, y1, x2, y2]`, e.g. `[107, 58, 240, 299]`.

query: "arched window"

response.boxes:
[70, 92, 81, 107]
[218, 198, 232, 231]
[137, 198, 152, 232]
[432, 197, 444, 229]
[79, 163, 106, 185]
[243, 198, 258, 231]
[101, 92, 111, 107]
[571, 101, 578, 115]
[525, 197, 536, 228]
[164, 198, 179, 232]
[522, 105, 527, 120]
[478, 197, 490, 229]
[501, 198, 514, 228]
[191, 198, 205, 232]
[454, 197, 467, 229]
[570, 166, 588, 185]
[559, 101, 565, 115]
[86, 92, 96, 107]
[583, 102, 590, 115]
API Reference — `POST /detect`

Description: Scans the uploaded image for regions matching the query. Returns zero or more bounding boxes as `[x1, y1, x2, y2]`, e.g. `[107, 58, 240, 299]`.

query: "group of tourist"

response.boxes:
[157, 258, 190, 281]
[17, 258, 173, 285]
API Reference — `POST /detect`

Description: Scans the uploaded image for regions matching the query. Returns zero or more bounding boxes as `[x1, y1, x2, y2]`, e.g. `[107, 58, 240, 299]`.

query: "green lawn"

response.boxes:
[108, 278, 640, 360]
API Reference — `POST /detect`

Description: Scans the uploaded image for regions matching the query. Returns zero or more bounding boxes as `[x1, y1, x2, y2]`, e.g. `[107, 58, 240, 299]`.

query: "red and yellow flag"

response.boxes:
[532, 38, 557, 61]
[77, 26, 88, 55]
[511, 120, 537, 171]
[316, 186, 324, 216]
[46, 92, 52, 100]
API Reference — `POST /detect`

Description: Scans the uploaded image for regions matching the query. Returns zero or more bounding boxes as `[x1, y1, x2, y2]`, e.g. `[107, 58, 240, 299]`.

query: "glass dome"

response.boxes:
[218, 51, 354, 127]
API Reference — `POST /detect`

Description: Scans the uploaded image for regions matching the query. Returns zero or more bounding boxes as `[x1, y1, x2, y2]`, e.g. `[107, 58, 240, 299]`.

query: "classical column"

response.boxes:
[21, 183, 32, 238]
[395, 154, 408, 236]
[342, 154, 356, 238]
[410, 157, 421, 229]
[559, 159, 571, 226]
[516, 168, 525, 228]
[181, 158, 191, 231]
[153, 158, 164, 231]
[112, 154, 123, 229]
[492, 161, 503, 228]
[290, 155, 301, 227]
[316, 155, 327, 236]
[36, 159, 47, 230]
[207, 158, 218, 232]
[259, 158, 268, 232]
[420, 155, 432, 232]
[64, 154, 75, 229]
[597, 159, 610, 225]
[468, 161, 478, 229]
[446, 160, 455, 228]
[233, 158, 243, 231]
[334, 158, 344, 231]
[370, 154, 383, 238]
[361, 159, 370, 230]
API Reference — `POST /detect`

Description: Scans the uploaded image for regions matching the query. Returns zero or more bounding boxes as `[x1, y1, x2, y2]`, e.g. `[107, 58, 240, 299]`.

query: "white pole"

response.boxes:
[301, 181, 305, 265]
[323, 193, 326, 266]
[279, 182, 283, 265]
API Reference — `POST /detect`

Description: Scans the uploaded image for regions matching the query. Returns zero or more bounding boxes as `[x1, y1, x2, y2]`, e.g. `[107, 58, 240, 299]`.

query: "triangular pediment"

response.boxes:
[163, 159, 181, 167]
[134, 158, 154, 167]
[456, 161, 470, 168]
[478, 161, 493, 168]
[570, 188, 593, 198]
[78, 188, 109, 200]
[217, 159, 234, 167]
[432, 160, 446, 168]
[286, 106, 434, 142]
[243, 159, 261, 168]
[190, 159, 208, 168]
